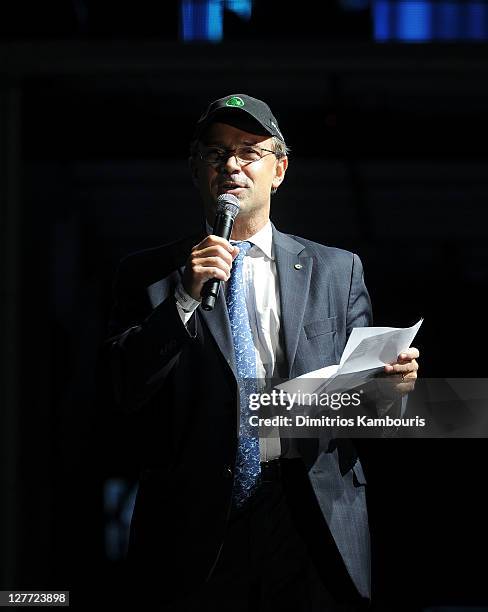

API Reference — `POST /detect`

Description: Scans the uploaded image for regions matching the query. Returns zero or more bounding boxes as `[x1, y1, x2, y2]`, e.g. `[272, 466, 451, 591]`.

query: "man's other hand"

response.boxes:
[382, 347, 420, 395]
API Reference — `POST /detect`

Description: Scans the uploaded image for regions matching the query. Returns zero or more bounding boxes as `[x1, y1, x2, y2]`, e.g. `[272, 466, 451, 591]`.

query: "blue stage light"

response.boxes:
[436, 2, 459, 40]
[396, 1, 432, 41]
[467, 2, 487, 39]
[373, 0, 488, 42]
[226, 0, 252, 20]
[373, 0, 392, 41]
[181, 0, 223, 42]
[181, 0, 252, 42]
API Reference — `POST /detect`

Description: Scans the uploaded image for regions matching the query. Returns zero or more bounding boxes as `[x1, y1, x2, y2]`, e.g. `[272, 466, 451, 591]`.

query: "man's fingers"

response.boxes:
[192, 244, 234, 267]
[193, 265, 229, 283]
[398, 347, 420, 360]
[384, 346, 420, 374]
[194, 234, 235, 254]
[191, 256, 231, 278]
[396, 360, 418, 373]
[381, 347, 420, 397]
[384, 360, 418, 376]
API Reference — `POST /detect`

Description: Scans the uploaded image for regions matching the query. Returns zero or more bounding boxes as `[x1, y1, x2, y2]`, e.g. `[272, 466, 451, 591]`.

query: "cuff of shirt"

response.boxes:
[175, 281, 200, 326]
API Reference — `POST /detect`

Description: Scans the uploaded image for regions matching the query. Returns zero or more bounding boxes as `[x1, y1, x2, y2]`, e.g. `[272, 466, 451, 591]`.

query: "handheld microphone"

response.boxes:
[201, 193, 240, 311]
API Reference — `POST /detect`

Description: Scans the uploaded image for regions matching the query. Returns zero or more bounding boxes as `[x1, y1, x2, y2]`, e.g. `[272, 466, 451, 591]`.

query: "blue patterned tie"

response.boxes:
[226, 241, 261, 508]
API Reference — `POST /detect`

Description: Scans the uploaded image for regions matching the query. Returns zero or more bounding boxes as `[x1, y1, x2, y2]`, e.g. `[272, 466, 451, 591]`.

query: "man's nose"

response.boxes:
[222, 153, 241, 173]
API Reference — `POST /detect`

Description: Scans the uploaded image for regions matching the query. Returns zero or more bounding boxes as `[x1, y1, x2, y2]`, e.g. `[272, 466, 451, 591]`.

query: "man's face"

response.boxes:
[191, 122, 287, 224]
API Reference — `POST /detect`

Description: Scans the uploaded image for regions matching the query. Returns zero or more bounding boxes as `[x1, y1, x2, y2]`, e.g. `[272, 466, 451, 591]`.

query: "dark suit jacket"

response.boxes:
[102, 224, 373, 602]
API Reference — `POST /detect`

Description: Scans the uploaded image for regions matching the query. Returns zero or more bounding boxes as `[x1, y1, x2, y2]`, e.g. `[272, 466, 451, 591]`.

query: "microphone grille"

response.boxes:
[216, 193, 240, 220]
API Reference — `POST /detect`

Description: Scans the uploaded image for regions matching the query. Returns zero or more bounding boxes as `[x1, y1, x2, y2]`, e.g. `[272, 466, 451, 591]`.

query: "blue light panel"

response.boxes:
[436, 2, 459, 40]
[468, 2, 487, 39]
[226, 0, 252, 20]
[396, 1, 432, 41]
[181, 0, 252, 42]
[373, 1, 392, 41]
[181, 0, 223, 42]
[373, 0, 488, 41]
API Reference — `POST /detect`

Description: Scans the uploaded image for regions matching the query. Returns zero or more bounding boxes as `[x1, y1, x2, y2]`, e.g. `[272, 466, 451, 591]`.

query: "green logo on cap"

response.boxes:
[225, 96, 245, 108]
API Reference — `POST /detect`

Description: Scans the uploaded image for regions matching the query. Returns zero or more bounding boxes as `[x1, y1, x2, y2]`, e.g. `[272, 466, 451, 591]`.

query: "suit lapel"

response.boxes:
[199, 288, 237, 377]
[273, 226, 312, 378]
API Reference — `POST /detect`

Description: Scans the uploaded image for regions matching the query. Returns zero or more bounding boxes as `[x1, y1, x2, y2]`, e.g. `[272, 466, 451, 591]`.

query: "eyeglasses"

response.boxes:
[199, 145, 277, 167]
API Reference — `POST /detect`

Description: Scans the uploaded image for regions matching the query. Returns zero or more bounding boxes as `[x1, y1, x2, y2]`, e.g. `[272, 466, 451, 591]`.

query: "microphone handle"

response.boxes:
[201, 212, 235, 311]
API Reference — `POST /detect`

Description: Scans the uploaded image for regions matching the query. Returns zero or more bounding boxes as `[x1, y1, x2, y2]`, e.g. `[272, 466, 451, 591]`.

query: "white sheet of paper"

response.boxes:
[277, 318, 423, 396]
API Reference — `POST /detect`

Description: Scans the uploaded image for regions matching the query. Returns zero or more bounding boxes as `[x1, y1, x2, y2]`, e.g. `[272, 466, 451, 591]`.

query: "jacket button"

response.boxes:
[223, 465, 233, 479]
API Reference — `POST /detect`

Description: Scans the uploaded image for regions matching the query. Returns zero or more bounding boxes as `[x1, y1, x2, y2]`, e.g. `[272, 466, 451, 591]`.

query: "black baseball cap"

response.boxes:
[194, 93, 286, 143]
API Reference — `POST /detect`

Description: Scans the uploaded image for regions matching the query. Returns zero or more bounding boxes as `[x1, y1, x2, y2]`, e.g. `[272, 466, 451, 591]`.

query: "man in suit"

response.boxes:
[102, 94, 419, 611]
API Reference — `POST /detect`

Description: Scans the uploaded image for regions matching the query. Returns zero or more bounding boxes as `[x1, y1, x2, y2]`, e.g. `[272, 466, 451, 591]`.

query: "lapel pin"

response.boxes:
[294, 264, 303, 270]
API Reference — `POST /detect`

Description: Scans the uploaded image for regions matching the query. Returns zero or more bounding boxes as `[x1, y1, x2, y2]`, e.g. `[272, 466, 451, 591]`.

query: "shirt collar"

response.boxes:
[205, 219, 274, 260]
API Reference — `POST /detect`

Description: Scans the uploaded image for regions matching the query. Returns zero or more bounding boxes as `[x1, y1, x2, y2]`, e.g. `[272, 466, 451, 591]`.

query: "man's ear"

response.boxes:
[189, 156, 199, 189]
[272, 156, 288, 191]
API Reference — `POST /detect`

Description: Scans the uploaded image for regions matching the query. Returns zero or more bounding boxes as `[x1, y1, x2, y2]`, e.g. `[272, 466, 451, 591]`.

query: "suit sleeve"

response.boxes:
[345, 253, 407, 421]
[98, 257, 198, 414]
[345, 253, 373, 339]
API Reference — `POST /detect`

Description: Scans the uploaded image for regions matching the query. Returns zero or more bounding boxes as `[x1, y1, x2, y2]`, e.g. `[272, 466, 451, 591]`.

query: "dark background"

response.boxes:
[1, 1, 487, 610]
